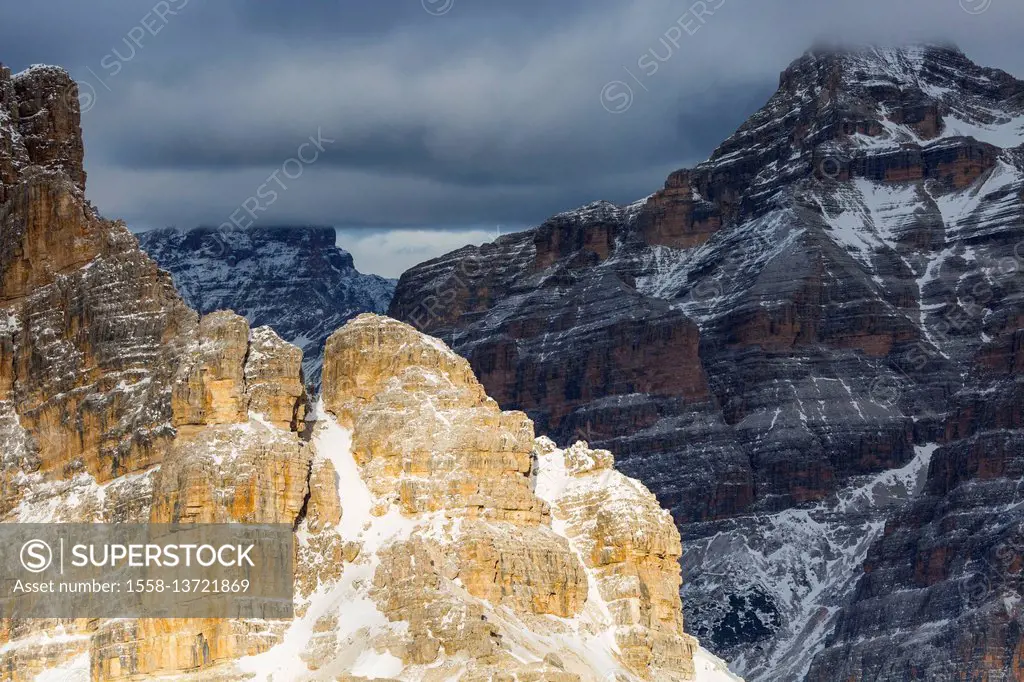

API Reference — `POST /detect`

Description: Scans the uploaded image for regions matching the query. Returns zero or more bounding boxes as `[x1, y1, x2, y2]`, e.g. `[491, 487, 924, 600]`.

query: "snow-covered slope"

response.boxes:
[687, 444, 938, 681]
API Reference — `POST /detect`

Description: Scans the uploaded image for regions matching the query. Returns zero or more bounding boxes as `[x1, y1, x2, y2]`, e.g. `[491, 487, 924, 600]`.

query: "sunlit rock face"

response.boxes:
[287, 314, 703, 681]
[0, 62, 313, 680]
[0, 63, 733, 681]
[390, 44, 1024, 680]
[323, 314, 546, 524]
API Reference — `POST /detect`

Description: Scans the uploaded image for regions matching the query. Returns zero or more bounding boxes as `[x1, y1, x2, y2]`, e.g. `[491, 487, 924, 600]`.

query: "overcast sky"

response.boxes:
[2, 0, 1022, 277]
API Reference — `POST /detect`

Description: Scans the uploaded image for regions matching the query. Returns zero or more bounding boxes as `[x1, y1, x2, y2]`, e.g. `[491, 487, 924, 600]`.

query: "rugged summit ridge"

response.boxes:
[0, 62, 731, 680]
[139, 225, 395, 389]
[0, 61, 314, 677]
[0, 64, 85, 205]
[390, 44, 1024, 680]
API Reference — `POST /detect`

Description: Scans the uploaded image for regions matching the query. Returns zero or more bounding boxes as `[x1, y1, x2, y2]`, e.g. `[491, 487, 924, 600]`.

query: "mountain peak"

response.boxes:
[799, 41, 965, 63]
[774, 41, 1024, 116]
[12, 63, 72, 82]
[674, 42, 1024, 226]
[778, 42, 977, 93]
[0, 61, 85, 202]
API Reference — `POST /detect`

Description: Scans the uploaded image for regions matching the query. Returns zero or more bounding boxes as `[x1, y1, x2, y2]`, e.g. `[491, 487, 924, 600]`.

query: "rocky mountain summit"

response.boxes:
[390, 44, 1024, 680]
[0, 62, 737, 681]
[138, 226, 395, 389]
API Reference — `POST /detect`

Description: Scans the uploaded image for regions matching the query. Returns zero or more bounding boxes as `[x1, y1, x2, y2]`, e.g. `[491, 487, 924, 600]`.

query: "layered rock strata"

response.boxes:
[390, 44, 1024, 680]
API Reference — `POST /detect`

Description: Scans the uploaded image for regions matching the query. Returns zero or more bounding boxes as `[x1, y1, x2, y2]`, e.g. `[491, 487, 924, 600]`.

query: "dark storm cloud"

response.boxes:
[232, 0, 602, 38]
[1, 0, 1022, 276]
[108, 81, 769, 189]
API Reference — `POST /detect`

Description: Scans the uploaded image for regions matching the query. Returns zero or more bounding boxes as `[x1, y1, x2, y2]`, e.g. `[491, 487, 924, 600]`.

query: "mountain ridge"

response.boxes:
[138, 224, 396, 389]
[389, 43, 1024, 680]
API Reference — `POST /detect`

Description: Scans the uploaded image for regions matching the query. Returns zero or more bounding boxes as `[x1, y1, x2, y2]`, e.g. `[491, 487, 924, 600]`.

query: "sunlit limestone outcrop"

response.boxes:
[248, 314, 720, 681]
[323, 314, 548, 525]
[0, 62, 312, 679]
[533, 438, 694, 675]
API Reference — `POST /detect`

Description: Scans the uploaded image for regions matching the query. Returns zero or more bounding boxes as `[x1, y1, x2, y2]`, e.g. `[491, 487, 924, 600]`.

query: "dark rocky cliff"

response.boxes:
[390, 45, 1024, 680]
